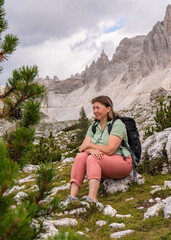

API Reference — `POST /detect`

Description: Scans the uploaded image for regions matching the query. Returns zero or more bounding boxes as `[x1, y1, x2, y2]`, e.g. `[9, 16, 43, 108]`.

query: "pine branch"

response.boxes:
[0, 86, 16, 99]
[0, 218, 19, 240]
[0, 182, 8, 197]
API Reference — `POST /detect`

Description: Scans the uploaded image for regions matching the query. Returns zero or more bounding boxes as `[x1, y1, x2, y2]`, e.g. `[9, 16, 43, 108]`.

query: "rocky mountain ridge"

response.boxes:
[37, 5, 171, 122]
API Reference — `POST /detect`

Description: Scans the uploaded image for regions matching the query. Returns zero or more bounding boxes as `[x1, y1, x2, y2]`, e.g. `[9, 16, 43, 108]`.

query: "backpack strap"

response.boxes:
[108, 119, 127, 161]
[92, 120, 99, 134]
[121, 140, 138, 178]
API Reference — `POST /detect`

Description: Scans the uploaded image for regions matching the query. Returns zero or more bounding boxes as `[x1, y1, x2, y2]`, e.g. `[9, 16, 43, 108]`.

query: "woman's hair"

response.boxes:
[91, 95, 120, 121]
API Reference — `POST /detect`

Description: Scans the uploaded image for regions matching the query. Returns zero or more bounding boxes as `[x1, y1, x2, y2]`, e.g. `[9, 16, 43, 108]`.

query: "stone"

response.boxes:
[144, 202, 163, 219]
[68, 208, 86, 215]
[96, 202, 104, 211]
[76, 231, 85, 236]
[150, 187, 163, 194]
[103, 172, 144, 194]
[125, 197, 134, 201]
[53, 218, 78, 227]
[155, 197, 162, 203]
[62, 157, 74, 164]
[162, 196, 171, 218]
[115, 214, 132, 218]
[142, 128, 171, 174]
[166, 133, 171, 169]
[96, 220, 107, 226]
[109, 223, 125, 229]
[14, 191, 28, 202]
[50, 183, 70, 196]
[164, 181, 171, 189]
[23, 164, 39, 173]
[18, 174, 36, 185]
[3, 185, 25, 196]
[110, 230, 134, 239]
[150, 87, 167, 101]
[103, 205, 117, 217]
[137, 206, 144, 210]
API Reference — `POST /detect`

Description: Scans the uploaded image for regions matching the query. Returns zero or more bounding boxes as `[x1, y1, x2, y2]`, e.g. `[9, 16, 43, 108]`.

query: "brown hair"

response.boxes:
[91, 95, 120, 121]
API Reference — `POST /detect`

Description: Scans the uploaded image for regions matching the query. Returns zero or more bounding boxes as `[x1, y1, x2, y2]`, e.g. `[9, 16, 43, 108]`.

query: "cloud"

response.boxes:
[1, 0, 171, 85]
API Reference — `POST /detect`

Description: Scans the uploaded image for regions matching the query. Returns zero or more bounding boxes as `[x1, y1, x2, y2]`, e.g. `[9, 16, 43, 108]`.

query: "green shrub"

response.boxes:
[30, 132, 62, 164]
[143, 98, 171, 140]
[62, 123, 79, 132]
[137, 147, 168, 176]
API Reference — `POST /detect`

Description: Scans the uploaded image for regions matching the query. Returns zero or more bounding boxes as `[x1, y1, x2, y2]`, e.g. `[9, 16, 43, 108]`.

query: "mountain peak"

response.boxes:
[164, 4, 171, 36]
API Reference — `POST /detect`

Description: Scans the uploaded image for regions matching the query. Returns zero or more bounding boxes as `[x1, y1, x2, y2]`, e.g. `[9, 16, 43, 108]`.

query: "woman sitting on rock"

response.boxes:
[66, 95, 132, 203]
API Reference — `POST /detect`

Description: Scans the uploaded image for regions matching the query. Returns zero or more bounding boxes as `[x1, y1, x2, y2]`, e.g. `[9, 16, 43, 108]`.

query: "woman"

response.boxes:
[66, 95, 132, 203]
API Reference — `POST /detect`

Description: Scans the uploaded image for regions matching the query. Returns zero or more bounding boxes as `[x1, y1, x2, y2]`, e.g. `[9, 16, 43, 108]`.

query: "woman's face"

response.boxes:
[93, 101, 110, 121]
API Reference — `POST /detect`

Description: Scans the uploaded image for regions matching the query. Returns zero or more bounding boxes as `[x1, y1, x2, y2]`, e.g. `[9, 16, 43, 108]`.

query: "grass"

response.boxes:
[33, 161, 171, 240]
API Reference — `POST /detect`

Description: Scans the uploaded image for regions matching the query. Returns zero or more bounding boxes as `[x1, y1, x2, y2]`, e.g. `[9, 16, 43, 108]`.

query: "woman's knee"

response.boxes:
[74, 152, 88, 163]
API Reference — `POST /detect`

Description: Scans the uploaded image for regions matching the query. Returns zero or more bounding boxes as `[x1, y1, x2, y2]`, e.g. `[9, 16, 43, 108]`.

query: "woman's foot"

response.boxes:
[82, 195, 98, 203]
[65, 195, 78, 203]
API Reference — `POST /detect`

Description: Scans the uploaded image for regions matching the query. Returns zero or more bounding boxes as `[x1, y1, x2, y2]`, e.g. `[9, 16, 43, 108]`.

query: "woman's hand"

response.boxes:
[89, 149, 104, 160]
[79, 144, 87, 152]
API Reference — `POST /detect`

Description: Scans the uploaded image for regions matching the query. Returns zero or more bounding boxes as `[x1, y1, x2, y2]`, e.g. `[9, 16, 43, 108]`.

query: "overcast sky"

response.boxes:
[0, 0, 170, 85]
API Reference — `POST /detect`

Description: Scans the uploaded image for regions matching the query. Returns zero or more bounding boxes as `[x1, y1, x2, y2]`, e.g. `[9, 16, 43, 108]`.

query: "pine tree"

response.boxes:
[143, 98, 171, 139]
[154, 100, 171, 132]
[0, 0, 19, 72]
[76, 107, 90, 145]
[0, 1, 49, 239]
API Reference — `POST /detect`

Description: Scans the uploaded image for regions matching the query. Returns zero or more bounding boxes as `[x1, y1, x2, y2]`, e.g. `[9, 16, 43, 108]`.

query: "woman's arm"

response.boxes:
[79, 136, 104, 159]
[79, 136, 92, 152]
[79, 134, 123, 155]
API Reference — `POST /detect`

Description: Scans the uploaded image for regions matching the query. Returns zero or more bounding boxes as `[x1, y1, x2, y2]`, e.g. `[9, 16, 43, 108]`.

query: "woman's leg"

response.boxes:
[86, 154, 132, 200]
[70, 152, 88, 197]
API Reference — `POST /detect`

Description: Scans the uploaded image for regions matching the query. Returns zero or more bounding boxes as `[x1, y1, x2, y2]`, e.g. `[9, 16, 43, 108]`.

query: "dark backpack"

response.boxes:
[92, 117, 142, 178]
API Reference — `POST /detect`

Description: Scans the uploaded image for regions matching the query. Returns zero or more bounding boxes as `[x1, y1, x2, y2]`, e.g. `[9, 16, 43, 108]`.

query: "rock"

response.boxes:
[137, 207, 144, 210]
[23, 164, 39, 173]
[62, 157, 74, 164]
[103, 172, 144, 194]
[40, 220, 59, 239]
[142, 128, 171, 173]
[110, 230, 134, 239]
[155, 197, 162, 203]
[96, 202, 104, 211]
[14, 191, 28, 202]
[103, 205, 117, 217]
[162, 196, 171, 218]
[125, 197, 134, 201]
[150, 187, 163, 194]
[50, 183, 70, 196]
[76, 231, 85, 236]
[3, 185, 25, 196]
[53, 218, 78, 227]
[18, 174, 36, 185]
[38, 4, 171, 123]
[144, 202, 163, 219]
[149, 199, 155, 203]
[166, 133, 171, 171]
[68, 208, 86, 215]
[150, 87, 167, 101]
[115, 214, 132, 218]
[96, 220, 107, 226]
[109, 223, 125, 229]
[164, 181, 171, 188]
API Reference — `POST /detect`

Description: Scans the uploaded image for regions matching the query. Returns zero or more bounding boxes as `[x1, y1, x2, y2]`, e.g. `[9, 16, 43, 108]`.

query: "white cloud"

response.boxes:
[1, 0, 171, 85]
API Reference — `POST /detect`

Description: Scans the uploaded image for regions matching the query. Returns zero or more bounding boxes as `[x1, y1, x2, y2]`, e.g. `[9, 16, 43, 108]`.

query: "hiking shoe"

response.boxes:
[82, 195, 98, 203]
[65, 195, 78, 203]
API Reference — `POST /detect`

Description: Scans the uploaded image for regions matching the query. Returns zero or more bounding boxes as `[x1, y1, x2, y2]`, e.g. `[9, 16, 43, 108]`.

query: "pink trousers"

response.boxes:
[70, 152, 133, 187]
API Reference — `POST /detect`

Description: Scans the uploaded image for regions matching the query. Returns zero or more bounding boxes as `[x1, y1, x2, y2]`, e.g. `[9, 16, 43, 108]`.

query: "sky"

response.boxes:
[0, 0, 171, 85]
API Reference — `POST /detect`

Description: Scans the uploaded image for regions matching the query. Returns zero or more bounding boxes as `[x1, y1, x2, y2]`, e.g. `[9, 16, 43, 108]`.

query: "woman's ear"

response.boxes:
[107, 106, 111, 113]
